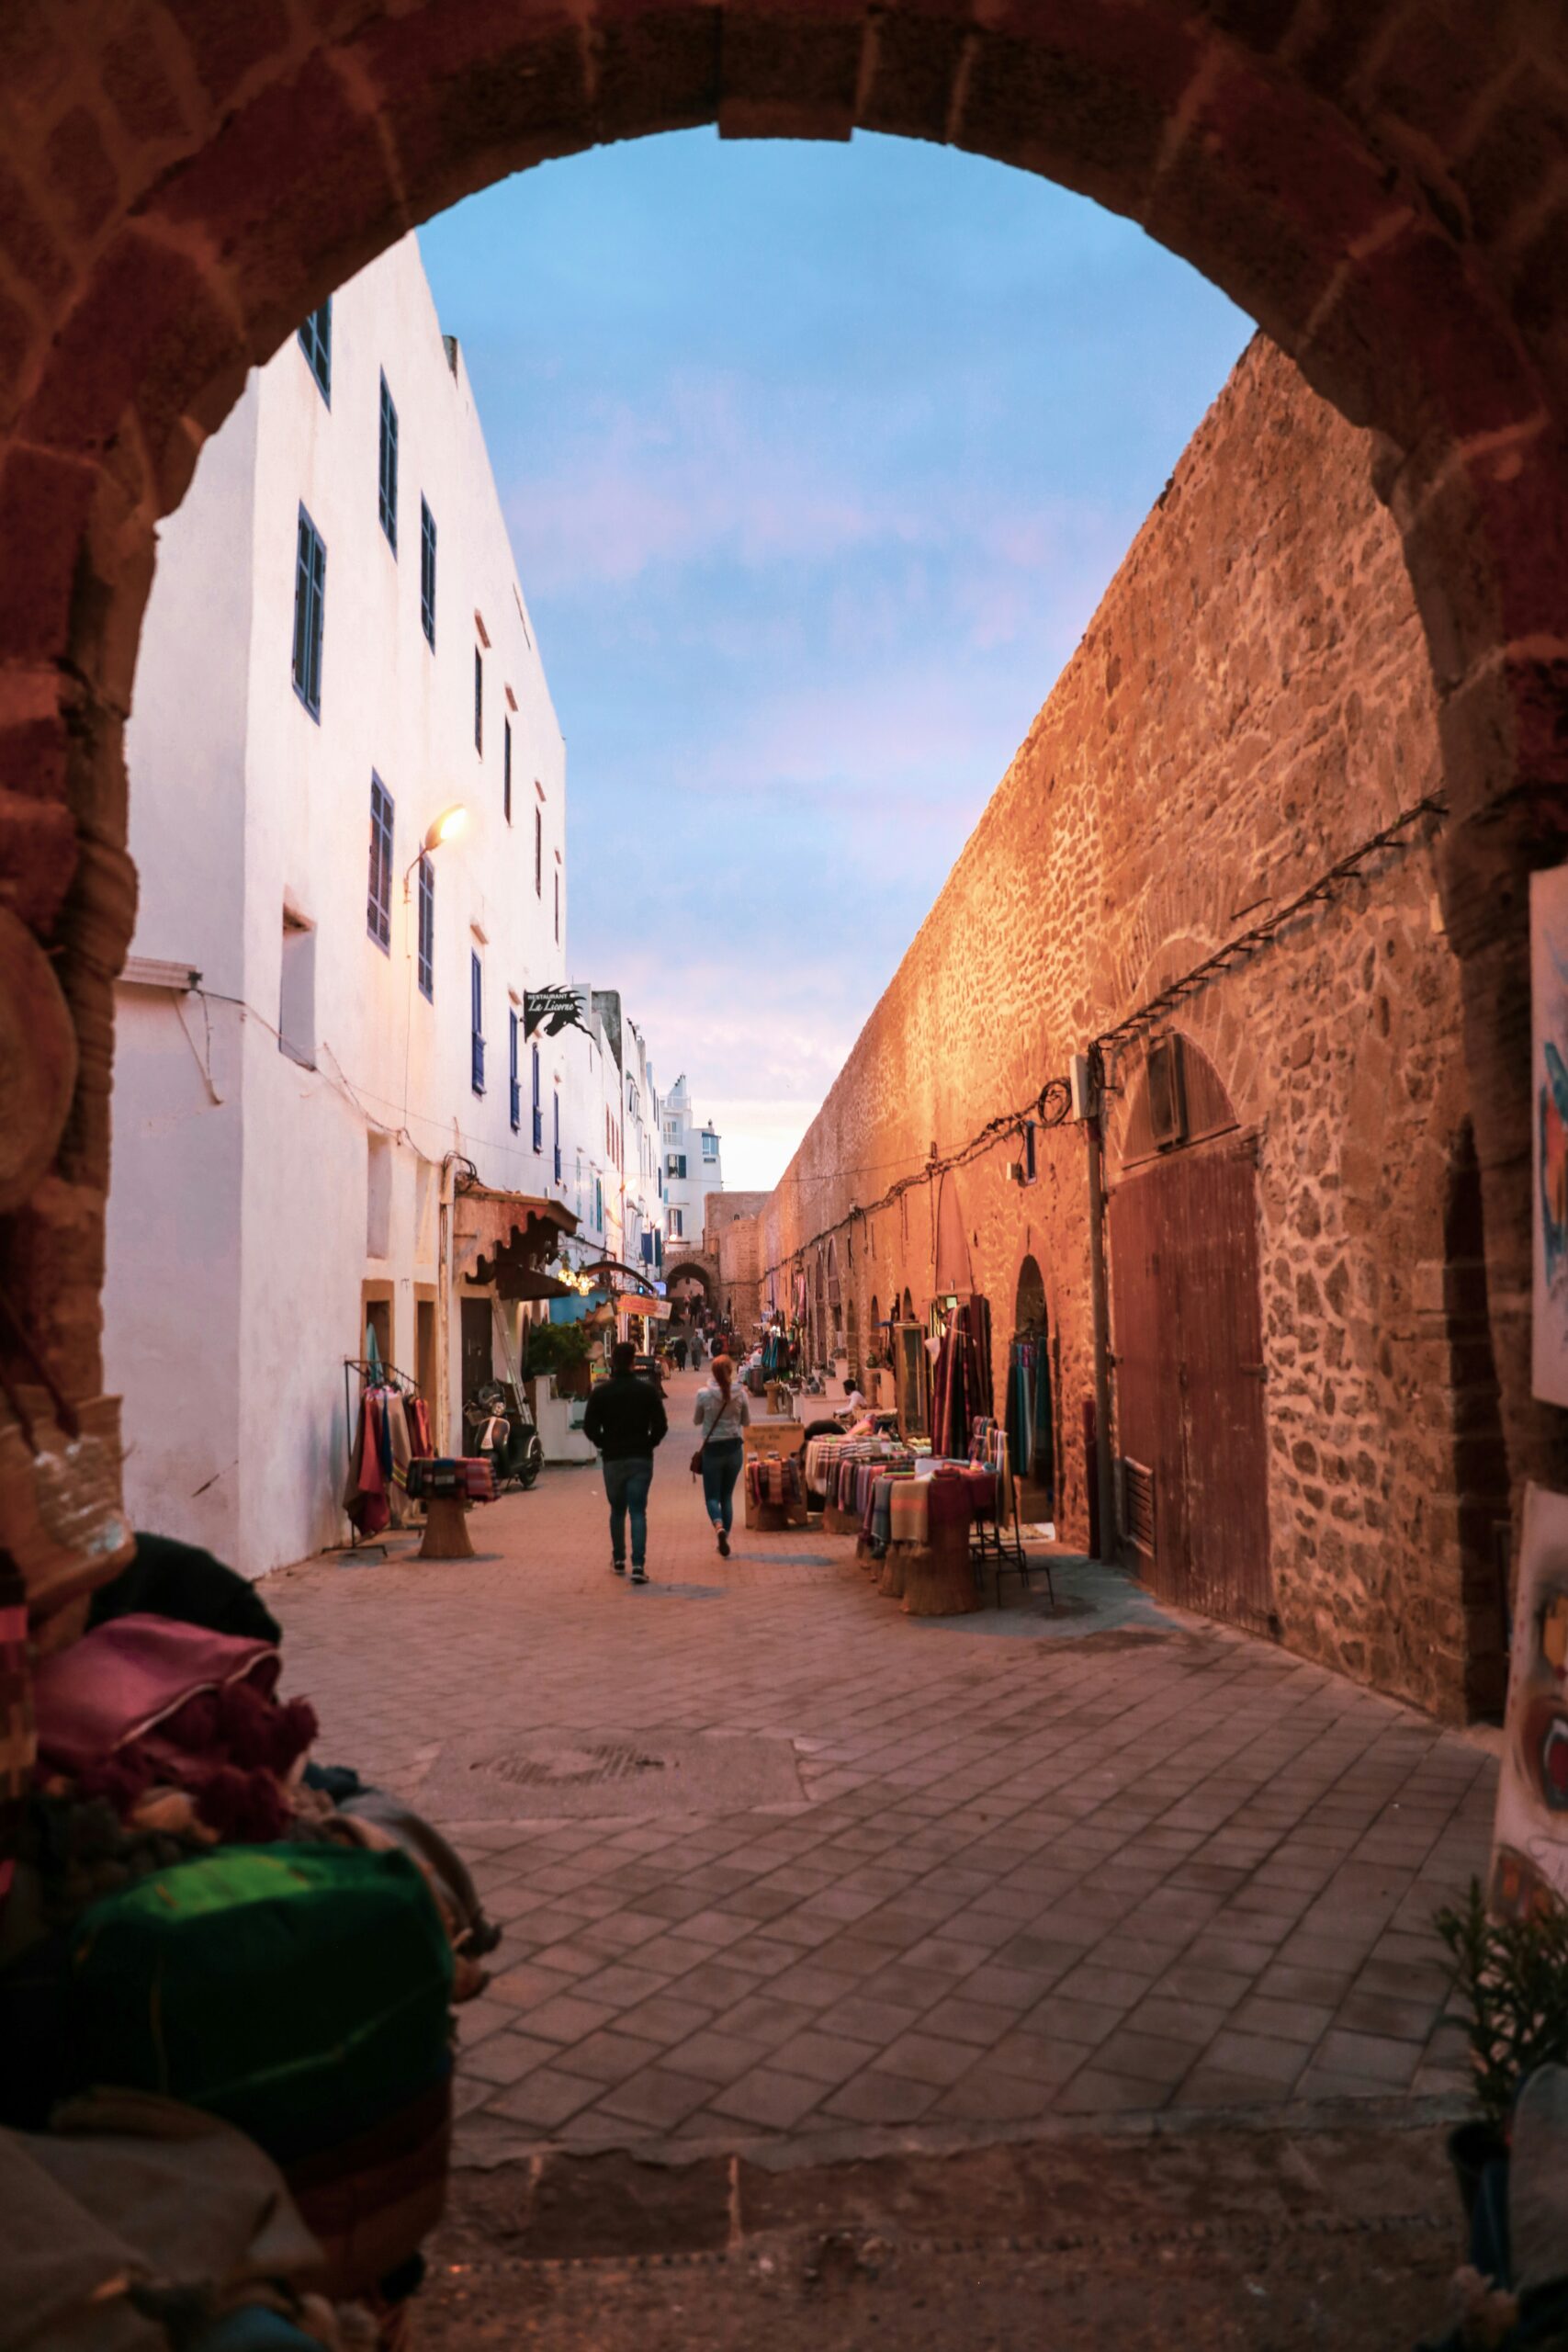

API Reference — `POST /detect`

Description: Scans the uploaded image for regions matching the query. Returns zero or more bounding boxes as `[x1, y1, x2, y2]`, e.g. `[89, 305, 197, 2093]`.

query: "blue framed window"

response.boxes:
[503, 718, 512, 823]
[534, 805, 542, 897]
[378, 371, 398, 551]
[508, 1008, 520, 1130]
[420, 498, 436, 649]
[298, 300, 331, 402]
[702, 1131, 718, 1161]
[553, 1091, 561, 1182]
[291, 505, 325, 718]
[531, 1042, 543, 1153]
[470, 953, 485, 1095]
[595, 1176, 604, 1232]
[367, 775, 393, 952]
[416, 853, 434, 1000]
[473, 647, 483, 755]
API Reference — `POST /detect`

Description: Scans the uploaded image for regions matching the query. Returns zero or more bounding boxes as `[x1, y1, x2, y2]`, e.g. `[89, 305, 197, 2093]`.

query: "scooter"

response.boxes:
[463, 1380, 543, 1490]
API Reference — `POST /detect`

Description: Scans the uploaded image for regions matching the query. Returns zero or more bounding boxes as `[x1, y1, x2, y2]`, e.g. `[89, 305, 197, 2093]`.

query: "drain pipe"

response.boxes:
[1084, 1069, 1116, 1566]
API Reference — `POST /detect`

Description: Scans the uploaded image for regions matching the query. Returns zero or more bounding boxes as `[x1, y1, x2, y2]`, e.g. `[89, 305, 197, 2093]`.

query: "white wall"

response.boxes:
[104, 386, 258, 1561]
[660, 1073, 724, 1249]
[107, 235, 570, 1577]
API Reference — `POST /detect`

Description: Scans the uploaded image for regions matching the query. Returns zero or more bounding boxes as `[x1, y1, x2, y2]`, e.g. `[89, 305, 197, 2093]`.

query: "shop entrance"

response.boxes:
[1009, 1254, 1056, 1521]
[1110, 1136, 1270, 1632]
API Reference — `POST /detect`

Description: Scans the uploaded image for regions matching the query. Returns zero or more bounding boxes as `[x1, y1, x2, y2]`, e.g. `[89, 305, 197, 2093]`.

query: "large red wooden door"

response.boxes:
[1109, 1138, 1270, 1631]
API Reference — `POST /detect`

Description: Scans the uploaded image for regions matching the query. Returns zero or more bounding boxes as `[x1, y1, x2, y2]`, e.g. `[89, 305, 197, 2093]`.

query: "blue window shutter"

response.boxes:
[416, 854, 434, 999]
[292, 506, 325, 718]
[471, 953, 485, 1095]
[298, 301, 332, 402]
[378, 373, 398, 550]
[420, 499, 436, 648]
[474, 646, 483, 754]
[367, 775, 393, 951]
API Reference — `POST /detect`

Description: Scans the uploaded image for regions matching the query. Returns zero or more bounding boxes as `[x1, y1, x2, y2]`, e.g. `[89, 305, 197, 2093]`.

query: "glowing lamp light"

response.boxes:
[423, 804, 468, 852]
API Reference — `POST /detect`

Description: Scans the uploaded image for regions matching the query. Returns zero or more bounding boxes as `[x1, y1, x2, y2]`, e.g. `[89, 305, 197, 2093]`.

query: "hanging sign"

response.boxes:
[524, 985, 592, 1042]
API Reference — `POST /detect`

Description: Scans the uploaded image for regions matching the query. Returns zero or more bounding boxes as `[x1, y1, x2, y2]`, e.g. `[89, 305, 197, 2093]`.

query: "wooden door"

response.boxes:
[1109, 1138, 1270, 1630]
[460, 1295, 492, 1403]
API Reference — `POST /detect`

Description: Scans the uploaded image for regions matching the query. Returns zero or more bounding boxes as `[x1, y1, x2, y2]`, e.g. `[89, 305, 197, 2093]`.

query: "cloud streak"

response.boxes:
[421, 132, 1249, 1191]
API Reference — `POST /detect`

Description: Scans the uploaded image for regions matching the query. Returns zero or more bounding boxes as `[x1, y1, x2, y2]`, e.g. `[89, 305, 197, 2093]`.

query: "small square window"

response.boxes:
[298, 301, 332, 402]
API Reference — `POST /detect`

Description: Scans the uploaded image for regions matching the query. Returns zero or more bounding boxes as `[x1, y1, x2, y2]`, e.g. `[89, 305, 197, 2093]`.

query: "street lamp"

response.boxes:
[403, 803, 468, 894]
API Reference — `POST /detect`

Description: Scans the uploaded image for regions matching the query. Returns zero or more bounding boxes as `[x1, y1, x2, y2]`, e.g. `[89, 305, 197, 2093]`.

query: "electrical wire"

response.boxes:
[761, 794, 1445, 1284]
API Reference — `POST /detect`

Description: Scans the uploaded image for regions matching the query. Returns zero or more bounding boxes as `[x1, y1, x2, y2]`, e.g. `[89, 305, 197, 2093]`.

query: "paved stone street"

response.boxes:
[268, 1374, 1495, 2165]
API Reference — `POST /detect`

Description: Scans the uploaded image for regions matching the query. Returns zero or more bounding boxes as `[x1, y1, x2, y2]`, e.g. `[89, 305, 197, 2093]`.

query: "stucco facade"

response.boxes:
[105, 234, 572, 1576]
[753, 338, 1505, 1724]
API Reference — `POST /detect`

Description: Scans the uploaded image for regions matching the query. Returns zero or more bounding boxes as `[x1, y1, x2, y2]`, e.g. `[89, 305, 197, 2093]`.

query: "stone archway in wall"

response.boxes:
[2, 0, 1568, 1550]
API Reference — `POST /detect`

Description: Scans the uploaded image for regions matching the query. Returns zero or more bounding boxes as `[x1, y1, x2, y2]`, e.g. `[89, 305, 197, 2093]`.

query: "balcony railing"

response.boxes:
[472, 1033, 486, 1095]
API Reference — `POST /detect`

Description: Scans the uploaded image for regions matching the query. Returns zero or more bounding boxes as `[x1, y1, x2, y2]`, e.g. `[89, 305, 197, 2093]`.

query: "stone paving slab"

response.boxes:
[265, 1373, 1494, 2161]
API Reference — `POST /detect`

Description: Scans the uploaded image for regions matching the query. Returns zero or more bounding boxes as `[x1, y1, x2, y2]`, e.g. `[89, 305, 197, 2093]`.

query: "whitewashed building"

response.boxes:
[660, 1074, 724, 1253]
[105, 235, 573, 1578]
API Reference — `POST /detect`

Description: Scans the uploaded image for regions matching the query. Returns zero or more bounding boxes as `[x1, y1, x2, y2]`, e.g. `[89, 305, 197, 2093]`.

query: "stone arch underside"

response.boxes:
[1, 0, 1566, 1521]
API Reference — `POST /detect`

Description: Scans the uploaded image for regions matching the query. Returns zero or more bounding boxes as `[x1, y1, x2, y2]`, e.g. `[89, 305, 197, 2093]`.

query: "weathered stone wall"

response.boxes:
[708, 1190, 772, 1331]
[755, 336, 1506, 1723]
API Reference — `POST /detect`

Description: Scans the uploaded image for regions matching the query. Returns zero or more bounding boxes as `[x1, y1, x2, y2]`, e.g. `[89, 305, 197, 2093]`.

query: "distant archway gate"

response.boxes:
[2, 0, 1566, 1527]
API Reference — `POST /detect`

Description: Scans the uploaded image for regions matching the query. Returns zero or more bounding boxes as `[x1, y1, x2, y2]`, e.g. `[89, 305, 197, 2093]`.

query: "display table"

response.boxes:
[406, 1457, 496, 1561]
[418, 1496, 476, 1561]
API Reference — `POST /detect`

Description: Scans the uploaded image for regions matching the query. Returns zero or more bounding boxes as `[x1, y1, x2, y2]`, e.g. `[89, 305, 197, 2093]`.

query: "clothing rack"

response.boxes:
[342, 1357, 425, 1550]
[967, 1422, 1053, 1611]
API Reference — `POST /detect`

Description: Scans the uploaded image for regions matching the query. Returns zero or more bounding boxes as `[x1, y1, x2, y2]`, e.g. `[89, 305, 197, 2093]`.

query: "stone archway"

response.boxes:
[1, 0, 1567, 1539]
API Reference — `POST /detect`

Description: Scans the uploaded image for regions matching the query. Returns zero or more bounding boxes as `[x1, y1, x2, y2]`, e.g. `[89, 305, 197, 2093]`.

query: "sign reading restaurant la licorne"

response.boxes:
[523, 986, 592, 1041]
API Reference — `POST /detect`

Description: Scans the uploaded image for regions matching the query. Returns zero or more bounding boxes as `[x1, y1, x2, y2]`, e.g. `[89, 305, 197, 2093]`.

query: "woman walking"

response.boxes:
[694, 1352, 749, 1557]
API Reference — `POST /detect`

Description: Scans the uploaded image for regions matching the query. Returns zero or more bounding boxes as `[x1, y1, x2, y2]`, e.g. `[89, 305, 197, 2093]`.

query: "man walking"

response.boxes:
[581, 1340, 668, 1585]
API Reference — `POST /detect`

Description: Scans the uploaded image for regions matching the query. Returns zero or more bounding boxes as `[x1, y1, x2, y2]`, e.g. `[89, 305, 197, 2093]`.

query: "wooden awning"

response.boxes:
[454, 1183, 577, 1296]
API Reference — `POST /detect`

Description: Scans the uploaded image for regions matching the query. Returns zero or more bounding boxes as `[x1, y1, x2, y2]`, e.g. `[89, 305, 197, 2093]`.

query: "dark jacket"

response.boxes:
[581, 1373, 668, 1462]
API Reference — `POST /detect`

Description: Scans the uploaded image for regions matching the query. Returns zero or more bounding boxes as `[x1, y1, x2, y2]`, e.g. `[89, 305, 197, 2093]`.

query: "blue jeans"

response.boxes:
[702, 1439, 744, 1534]
[603, 1454, 654, 1566]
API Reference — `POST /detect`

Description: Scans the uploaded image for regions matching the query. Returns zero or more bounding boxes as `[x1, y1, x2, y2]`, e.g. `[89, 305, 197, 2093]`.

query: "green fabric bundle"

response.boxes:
[57, 1845, 453, 2160]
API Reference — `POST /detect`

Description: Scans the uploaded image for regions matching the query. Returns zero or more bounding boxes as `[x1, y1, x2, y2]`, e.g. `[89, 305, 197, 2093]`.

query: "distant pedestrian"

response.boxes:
[581, 1340, 668, 1585]
[693, 1352, 749, 1558]
[689, 1327, 705, 1369]
[671, 1334, 688, 1371]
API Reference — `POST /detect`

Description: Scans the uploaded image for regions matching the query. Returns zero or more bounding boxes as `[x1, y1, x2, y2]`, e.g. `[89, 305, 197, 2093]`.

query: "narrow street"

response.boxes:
[266, 1370, 1495, 2334]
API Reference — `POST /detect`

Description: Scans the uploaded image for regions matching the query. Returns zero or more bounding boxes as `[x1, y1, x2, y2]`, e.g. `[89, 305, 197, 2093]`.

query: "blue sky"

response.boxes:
[419, 132, 1249, 1189]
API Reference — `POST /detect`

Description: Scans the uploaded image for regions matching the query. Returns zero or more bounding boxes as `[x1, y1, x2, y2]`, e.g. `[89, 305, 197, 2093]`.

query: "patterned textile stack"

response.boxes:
[745, 1454, 804, 1507]
[803, 1433, 911, 1507]
[403, 1456, 496, 1504]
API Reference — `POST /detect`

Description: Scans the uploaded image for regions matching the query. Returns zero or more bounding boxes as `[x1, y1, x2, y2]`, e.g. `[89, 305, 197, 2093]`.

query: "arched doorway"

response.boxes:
[1109, 1033, 1269, 1629]
[1010, 1253, 1056, 1521]
[0, 1, 1565, 1594]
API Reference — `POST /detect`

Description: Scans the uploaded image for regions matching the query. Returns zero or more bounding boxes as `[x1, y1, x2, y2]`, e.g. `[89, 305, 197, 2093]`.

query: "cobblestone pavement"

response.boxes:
[267, 1373, 1495, 2165]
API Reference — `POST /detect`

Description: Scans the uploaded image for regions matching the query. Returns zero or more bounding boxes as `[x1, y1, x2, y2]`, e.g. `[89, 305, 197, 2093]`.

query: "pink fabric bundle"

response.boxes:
[32, 1613, 316, 1838]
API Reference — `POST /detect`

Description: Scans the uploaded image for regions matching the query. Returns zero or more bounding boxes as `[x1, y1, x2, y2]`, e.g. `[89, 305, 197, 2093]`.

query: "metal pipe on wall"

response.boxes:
[1085, 1098, 1117, 1566]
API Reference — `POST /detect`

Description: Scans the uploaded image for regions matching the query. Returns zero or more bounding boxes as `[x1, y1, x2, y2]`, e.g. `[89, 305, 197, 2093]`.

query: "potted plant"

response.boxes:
[1435, 1882, 1568, 2207]
[523, 1317, 595, 1399]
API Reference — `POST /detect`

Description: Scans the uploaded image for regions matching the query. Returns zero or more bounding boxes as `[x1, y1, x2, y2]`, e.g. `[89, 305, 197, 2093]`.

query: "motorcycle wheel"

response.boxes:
[518, 1436, 543, 1489]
